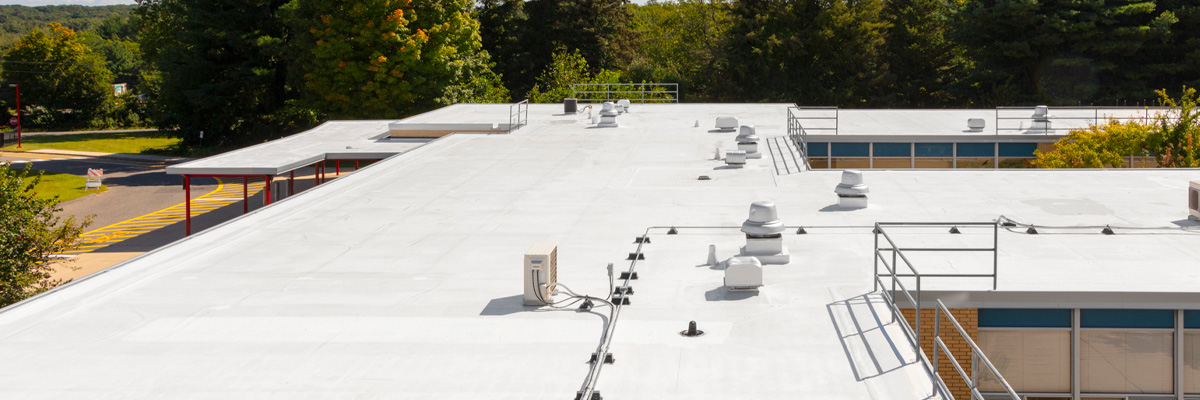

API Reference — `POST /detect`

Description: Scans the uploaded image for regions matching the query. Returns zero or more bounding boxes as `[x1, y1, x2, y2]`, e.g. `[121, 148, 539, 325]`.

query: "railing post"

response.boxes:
[993, 221, 999, 290]
[971, 351, 980, 399]
[916, 274, 921, 347]
[873, 231, 880, 292]
[933, 306, 941, 378]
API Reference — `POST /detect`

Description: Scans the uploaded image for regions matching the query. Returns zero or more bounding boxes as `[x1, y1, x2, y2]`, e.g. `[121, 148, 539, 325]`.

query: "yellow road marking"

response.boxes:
[64, 177, 268, 254]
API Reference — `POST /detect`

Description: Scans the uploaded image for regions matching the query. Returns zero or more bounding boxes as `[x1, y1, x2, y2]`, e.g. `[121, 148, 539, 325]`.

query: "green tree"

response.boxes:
[284, 0, 507, 119]
[1036, 120, 1153, 168]
[477, 0, 534, 98]
[953, 0, 1177, 106]
[0, 164, 90, 308]
[136, 0, 306, 147]
[717, 0, 890, 105]
[526, 50, 619, 103]
[1, 23, 114, 127]
[879, 0, 961, 106]
[626, 0, 732, 101]
[1147, 86, 1200, 167]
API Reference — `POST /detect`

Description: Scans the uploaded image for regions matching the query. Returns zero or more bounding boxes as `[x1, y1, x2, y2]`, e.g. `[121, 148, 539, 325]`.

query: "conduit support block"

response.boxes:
[613, 294, 631, 305]
[589, 352, 615, 365]
[627, 252, 645, 260]
[634, 236, 651, 244]
[619, 271, 639, 280]
[613, 286, 634, 295]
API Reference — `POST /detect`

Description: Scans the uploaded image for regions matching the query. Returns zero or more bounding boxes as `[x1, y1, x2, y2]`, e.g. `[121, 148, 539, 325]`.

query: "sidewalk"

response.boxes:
[24, 149, 190, 164]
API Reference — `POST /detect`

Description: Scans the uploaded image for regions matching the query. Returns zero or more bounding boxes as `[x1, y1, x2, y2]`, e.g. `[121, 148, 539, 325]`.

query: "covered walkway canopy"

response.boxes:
[165, 104, 529, 235]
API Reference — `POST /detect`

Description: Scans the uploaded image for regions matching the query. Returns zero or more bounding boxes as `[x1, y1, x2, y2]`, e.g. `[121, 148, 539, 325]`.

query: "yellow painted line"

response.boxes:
[65, 177, 268, 254]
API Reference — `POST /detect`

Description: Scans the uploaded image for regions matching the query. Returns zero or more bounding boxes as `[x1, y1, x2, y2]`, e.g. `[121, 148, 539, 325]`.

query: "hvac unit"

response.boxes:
[523, 243, 558, 306]
[1190, 181, 1200, 220]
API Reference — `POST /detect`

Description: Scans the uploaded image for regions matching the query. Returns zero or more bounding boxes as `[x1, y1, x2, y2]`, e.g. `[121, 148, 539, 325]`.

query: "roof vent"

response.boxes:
[715, 116, 738, 132]
[1031, 105, 1052, 132]
[740, 201, 790, 264]
[724, 256, 763, 289]
[597, 102, 619, 128]
[835, 170, 869, 209]
[617, 99, 631, 113]
[725, 150, 746, 166]
[967, 118, 986, 131]
[736, 126, 762, 159]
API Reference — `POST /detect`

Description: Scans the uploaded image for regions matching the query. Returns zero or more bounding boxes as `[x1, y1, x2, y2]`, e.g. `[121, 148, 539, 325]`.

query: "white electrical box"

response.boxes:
[523, 243, 558, 306]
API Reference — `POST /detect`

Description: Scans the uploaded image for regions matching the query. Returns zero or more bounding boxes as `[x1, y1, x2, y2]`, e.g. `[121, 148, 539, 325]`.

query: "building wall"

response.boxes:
[903, 308, 978, 400]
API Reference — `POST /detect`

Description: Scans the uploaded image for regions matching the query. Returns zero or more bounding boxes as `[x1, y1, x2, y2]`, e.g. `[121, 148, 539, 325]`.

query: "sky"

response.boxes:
[0, 1, 136, 5]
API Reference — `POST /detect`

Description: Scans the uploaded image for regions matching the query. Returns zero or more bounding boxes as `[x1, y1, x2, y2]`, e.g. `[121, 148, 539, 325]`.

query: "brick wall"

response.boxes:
[901, 308, 978, 400]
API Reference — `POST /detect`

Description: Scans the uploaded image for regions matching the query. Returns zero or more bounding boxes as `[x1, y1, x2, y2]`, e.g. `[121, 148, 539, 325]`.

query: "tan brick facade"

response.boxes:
[902, 308, 978, 400]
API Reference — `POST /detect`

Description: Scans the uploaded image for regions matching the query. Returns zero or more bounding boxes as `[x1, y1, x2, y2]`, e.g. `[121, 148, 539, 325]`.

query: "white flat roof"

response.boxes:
[2, 103, 1198, 399]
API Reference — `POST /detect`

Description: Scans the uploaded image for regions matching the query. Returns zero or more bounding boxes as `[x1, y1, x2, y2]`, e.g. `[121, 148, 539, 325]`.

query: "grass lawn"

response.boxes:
[1, 131, 180, 155]
[32, 172, 106, 202]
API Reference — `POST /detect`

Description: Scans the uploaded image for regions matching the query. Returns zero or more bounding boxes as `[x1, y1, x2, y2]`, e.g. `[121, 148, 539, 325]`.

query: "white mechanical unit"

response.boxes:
[598, 102, 620, 127]
[740, 201, 790, 264]
[1190, 181, 1200, 220]
[715, 116, 739, 132]
[736, 125, 762, 159]
[967, 118, 986, 131]
[617, 99, 631, 113]
[1031, 105, 1052, 132]
[726, 150, 747, 166]
[835, 170, 869, 209]
[724, 256, 763, 289]
[523, 242, 558, 306]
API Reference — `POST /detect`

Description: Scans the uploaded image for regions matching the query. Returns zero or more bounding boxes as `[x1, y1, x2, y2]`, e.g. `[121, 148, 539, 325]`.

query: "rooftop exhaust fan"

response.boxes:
[737, 125, 762, 159]
[617, 99, 631, 114]
[1031, 105, 1052, 132]
[726, 150, 747, 166]
[967, 118, 986, 131]
[835, 170, 869, 209]
[740, 201, 790, 264]
[597, 102, 619, 128]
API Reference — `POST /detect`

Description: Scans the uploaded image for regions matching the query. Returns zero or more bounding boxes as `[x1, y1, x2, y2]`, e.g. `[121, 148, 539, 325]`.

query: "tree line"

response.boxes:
[1, 0, 1198, 148]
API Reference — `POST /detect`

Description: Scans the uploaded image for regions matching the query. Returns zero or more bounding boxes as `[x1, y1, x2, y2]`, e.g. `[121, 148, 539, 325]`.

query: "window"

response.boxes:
[1081, 309, 1174, 328]
[979, 331, 1071, 393]
[1081, 331, 1173, 394]
[872, 143, 911, 157]
[831, 142, 869, 157]
[999, 143, 1040, 168]
[806, 142, 829, 157]
[957, 143, 995, 168]
[980, 309, 1072, 328]
[915, 143, 953, 168]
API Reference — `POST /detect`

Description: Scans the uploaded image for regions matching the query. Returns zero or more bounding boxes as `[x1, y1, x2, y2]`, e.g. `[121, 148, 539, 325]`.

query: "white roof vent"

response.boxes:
[740, 201, 790, 264]
[736, 125, 762, 159]
[1032, 105, 1051, 121]
[835, 170, 869, 209]
[617, 99, 631, 113]
[715, 116, 738, 132]
[597, 102, 619, 127]
[724, 256, 763, 289]
[967, 118, 986, 131]
[725, 150, 746, 166]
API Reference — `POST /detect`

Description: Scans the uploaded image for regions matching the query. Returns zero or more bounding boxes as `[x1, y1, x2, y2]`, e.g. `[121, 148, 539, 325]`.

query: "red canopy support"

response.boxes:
[264, 175, 273, 205]
[242, 177, 248, 214]
[289, 170, 294, 196]
[184, 175, 192, 236]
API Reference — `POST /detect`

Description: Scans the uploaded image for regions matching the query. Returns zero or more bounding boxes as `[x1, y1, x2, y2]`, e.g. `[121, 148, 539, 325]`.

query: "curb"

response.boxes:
[23, 149, 192, 164]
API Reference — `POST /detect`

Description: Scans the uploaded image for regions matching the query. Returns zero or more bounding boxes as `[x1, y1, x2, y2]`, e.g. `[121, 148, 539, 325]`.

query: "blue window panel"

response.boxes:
[978, 308, 1072, 328]
[999, 143, 1039, 158]
[807, 142, 829, 157]
[831, 142, 869, 157]
[957, 143, 995, 157]
[873, 143, 911, 157]
[1186, 310, 1200, 329]
[915, 143, 953, 157]
[1081, 309, 1174, 328]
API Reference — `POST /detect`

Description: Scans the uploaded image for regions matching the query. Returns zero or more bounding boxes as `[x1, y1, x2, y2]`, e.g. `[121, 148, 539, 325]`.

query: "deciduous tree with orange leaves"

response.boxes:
[284, 0, 508, 119]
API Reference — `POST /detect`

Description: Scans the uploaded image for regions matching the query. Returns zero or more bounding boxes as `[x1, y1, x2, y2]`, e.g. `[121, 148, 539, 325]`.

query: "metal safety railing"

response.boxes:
[571, 83, 678, 103]
[932, 299, 1021, 400]
[994, 106, 1179, 135]
[509, 99, 528, 133]
[872, 221, 1015, 400]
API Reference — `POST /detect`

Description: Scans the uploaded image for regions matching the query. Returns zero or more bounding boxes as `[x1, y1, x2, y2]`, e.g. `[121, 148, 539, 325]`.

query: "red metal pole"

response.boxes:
[355, 160, 359, 170]
[243, 176, 248, 214]
[336, 161, 340, 176]
[13, 84, 20, 149]
[315, 163, 321, 186]
[184, 175, 191, 236]
[289, 170, 294, 196]
[264, 175, 272, 205]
